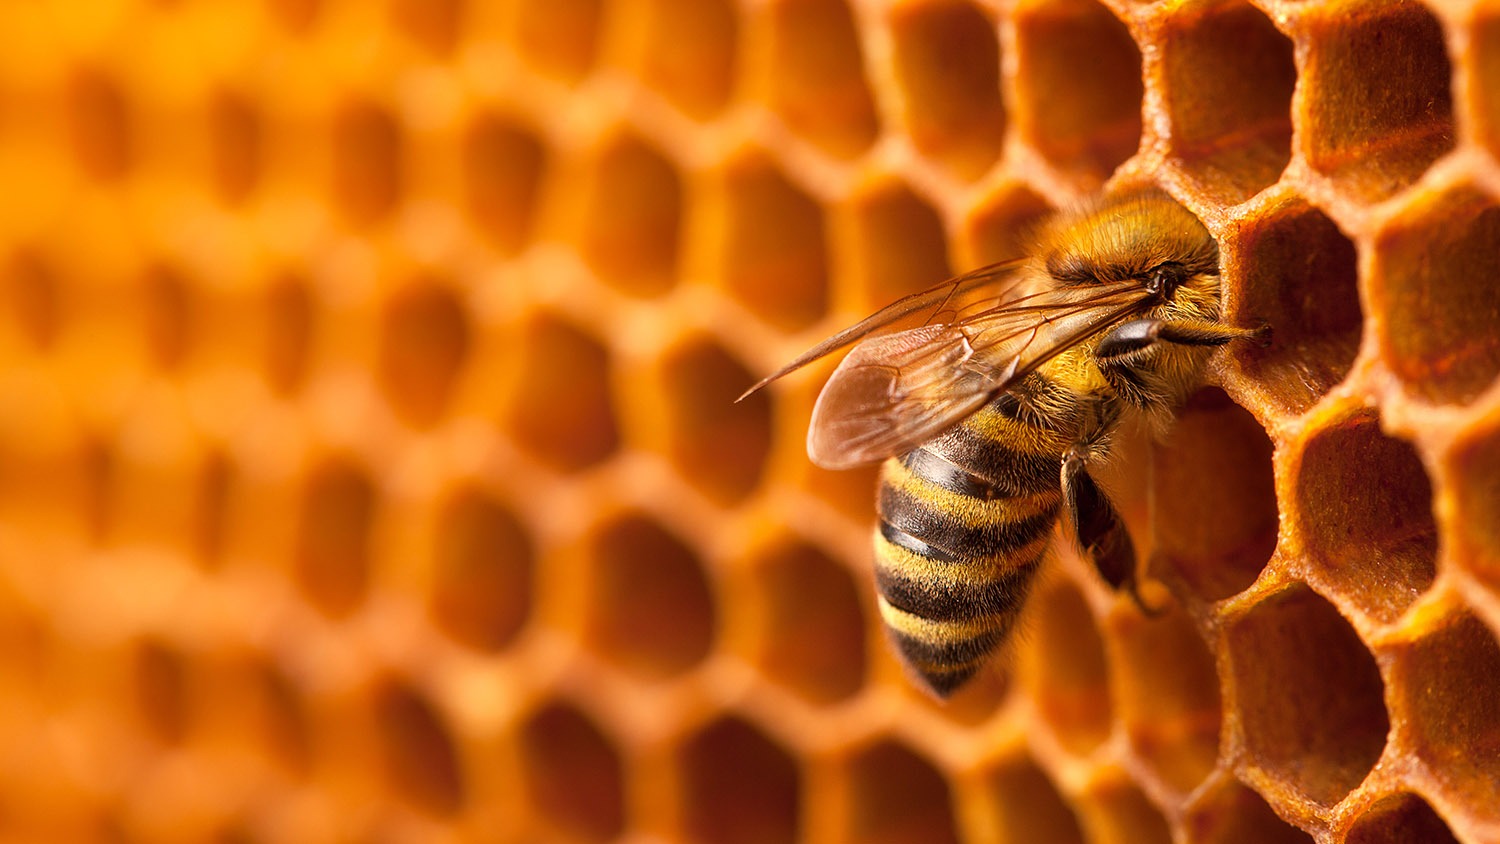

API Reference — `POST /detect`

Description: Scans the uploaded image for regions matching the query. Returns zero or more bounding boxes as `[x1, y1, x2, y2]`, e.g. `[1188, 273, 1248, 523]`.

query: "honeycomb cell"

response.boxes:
[838, 179, 951, 311]
[331, 100, 402, 227]
[376, 280, 470, 428]
[192, 449, 231, 566]
[208, 89, 262, 207]
[427, 486, 533, 652]
[390, 0, 462, 57]
[517, 701, 624, 841]
[514, 0, 602, 83]
[678, 717, 800, 844]
[764, 0, 880, 159]
[843, 741, 959, 844]
[503, 312, 618, 472]
[1224, 585, 1388, 806]
[1475, 10, 1500, 160]
[1345, 792, 1458, 844]
[68, 67, 133, 182]
[713, 151, 828, 330]
[1293, 412, 1436, 624]
[577, 133, 682, 297]
[583, 514, 715, 680]
[248, 660, 312, 775]
[459, 113, 546, 254]
[1297, 2, 1454, 203]
[266, 0, 319, 33]
[143, 263, 194, 372]
[1114, 610, 1221, 794]
[1024, 578, 1113, 756]
[83, 436, 115, 543]
[1388, 612, 1500, 821]
[1449, 417, 1500, 588]
[1183, 779, 1312, 844]
[293, 457, 375, 619]
[657, 338, 769, 505]
[1012, 0, 1142, 181]
[4, 248, 61, 352]
[135, 638, 189, 744]
[262, 273, 314, 397]
[979, 756, 1084, 844]
[1150, 388, 1278, 603]
[373, 681, 465, 816]
[746, 539, 866, 704]
[1228, 202, 1361, 415]
[1159, 0, 1294, 204]
[888, 1, 1004, 180]
[963, 185, 1053, 265]
[1078, 781, 1170, 844]
[1370, 187, 1500, 406]
[634, 0, 738, 119]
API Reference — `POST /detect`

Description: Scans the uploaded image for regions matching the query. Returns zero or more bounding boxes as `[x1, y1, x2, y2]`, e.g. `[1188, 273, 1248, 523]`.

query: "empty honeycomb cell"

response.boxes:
[979, 756, 1084, 844]
[376, 280, 470, 428]
[1078, 781, 1171, 844]
[577, 133, 682, 297]
[293, 457, 375, 619]
[764, 0, 880, 159]
[963, 185, 1053, 265]
[504, 312, 618, 472]
[1113, 610, 1221, 794]
[1012, 0, 1141, 181]
[657, 338, 769, 505]
[1476, 11, 1500, 159]
[1023, 577, 1112, 756]
[843, 740, 959, 844]
[1228, 202, 1361, 415]
[634, 0, 738, 119]
[83, 436, 116, 543]
[1292, 412, 1436, 624]
[247, 660, 312, 775]
[3, 248, 60, 352]
[331, 100, 402, 227]
[1159, 0, 1294, 204]
[746, 539, 866, 704]
[516, 702, 624, 841]
[1345, 792, 1459, 844]
[192, 450, 231, 566]
[888, 1, 1004, 181]
[390, 0, 462, 57]
[459, 113, 546, 254]
[373, 681, 465, 816]
[1224, 585, 1389, 806]
[710, 151, 828, 331]
[207, 89, 261, 207]
[838, 179, 951, 311]
[677, 717, 800, 844]
[427, 486, 533, 652]
[1370, 188, 1500, 406]
[143, 263, 194, 371]
[1297, 2, 1453, 203]
[1150, 388, 1278, 602]
[1449, 417, 1500, 588]
[1388, 611, 1500, 821]
[134, 639, 189, 744]
[1182, 779, 1312, 844]
[582, 514, 715, 680]
[514, 0, 602, 83]
[68, 67, 133, 182]
[262, 273, 314, 396]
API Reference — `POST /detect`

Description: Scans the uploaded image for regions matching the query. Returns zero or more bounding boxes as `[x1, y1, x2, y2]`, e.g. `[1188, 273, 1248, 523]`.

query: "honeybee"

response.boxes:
[741, 190, 1268, 697]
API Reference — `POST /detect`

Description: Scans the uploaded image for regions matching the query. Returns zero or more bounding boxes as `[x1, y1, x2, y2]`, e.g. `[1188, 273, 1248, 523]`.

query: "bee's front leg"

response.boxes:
[1096, 318, 1267, 364]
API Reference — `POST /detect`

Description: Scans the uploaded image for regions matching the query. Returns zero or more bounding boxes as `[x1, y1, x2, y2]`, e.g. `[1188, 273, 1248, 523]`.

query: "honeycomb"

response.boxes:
[0, 0, 1497, 842]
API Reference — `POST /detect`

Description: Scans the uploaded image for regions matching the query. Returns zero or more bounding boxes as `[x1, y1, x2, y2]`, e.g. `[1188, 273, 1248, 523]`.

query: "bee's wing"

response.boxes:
[807, 283, 1151, 469]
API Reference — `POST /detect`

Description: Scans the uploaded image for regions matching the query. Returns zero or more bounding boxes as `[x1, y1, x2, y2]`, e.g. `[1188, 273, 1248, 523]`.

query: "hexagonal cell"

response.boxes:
[247, 660, 312, 775]
[1297, 2, 1453, 203]
[390, 0, 462, 57]
[262, 272, 314, 397]
[837, 179, 951, 312]
[657, 338, 770, 505]
[1388, 612, 1500, 822]
[1345, 792, 1458, 844]
[678, 717, 801, 844]
[503, 311, 618, 473]
[963, 185, 1053, 266]
[330, 100, 402, 227]
[1077, 780, 1171, 844]
[207, 88, 262, 207]
[764, 0, 880, 159]
[1475, 10, 1500, 160]
[376, 280, 471, 428]
[979, 755, 1084, 844]
[514, 0, 602, 84]
[1159, 0, 1294, 204]
[1150, 388, 1278, 602]
[1113, 609, 1221, 795]
[266, 0, 319, 32]
[1449, 417, 1500, 589]
[1223, 585, 1389, 806]
[134, 638, 189, 744]
[1022, 578, 1113, 756]
[888, 1, 1004, 180]
[1183, 779, 1312, 844]
[1012, 0, 1142, 182]
[459, 113, 546, 254]
[634, 0, 738, 119]
[843, 740, 959, 844]
[68, 67, 132, 182]
[711, 151, 828, 331]
[746, 539, 866, 704]
[293, 457, 376, 619]
[191, 450, 231, 567]
[583, 514, 715, 680]
[1370, 187, 1500, 406]
[427, 485, 534, 652]
[142, 263, 194, 372]
[373, 680, 465, 816]
[1293, 412, 1436, 625]
[1229, 201, 1361, 415]
[518, 702, 624, 840]
[4, 248, 61, 352]
[576, 133, 682, 297]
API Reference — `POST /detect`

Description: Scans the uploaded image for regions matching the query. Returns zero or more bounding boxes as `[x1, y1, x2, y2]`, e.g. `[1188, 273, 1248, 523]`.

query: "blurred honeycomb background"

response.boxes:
[0, 0, 1497, 841]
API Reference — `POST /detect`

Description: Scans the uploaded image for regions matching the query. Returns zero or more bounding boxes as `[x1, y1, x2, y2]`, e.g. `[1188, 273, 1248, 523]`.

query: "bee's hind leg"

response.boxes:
[1061, 447, 1164, 616]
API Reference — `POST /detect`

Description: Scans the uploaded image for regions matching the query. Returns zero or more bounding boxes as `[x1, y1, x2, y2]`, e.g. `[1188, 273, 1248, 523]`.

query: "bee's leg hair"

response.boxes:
[1061, 447, 1163, 617]
[1096, 318, 1265, 363]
